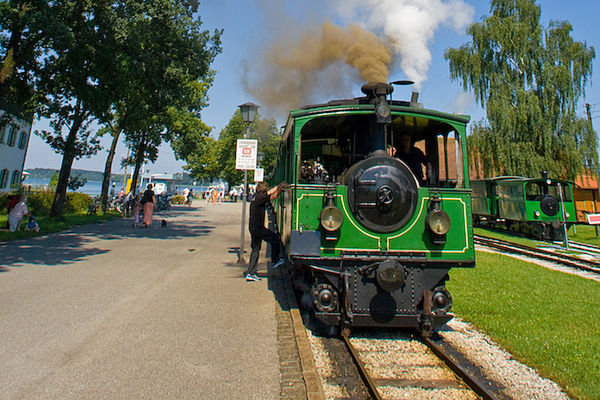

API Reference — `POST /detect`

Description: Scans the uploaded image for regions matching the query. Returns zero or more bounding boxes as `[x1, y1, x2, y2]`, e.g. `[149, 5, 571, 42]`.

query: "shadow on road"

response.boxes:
[0, 206, 214, 268]
[0, 233, 110, 267]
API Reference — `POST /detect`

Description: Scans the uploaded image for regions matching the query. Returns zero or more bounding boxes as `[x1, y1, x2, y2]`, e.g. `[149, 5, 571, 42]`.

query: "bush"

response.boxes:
[0, 191, 92, 216]
[172, 195, 186, 204]
[0, 193, 10, 215]
[65, 192, 93, 214]
[26, 192, 55, 216]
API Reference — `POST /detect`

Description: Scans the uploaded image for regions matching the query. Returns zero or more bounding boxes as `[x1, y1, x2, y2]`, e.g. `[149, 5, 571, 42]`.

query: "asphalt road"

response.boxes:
[0, 202, 280, 399]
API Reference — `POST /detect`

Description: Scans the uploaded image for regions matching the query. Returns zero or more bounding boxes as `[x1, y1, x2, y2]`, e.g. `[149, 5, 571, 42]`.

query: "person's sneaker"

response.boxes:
[272, 258, 286, 269]
[246, 274, 261, 282]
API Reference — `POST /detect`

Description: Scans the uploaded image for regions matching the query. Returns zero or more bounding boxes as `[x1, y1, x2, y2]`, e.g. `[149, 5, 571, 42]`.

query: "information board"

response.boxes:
[586, 213, 600, 225]
[254, 168, 264, 182]
[235, 139, 258, 170]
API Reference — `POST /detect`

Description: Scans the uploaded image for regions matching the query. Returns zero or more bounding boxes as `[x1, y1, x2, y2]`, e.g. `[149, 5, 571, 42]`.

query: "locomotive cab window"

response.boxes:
[525, 181, 573, 202]
[297, 112, 465, 188]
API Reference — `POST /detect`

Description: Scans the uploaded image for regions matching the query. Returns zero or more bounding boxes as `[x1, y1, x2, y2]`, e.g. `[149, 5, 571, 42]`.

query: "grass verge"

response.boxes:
[448, 251, 600, 400]
[0, 212, 121, 242]
[473, 227, 544, 247]
[568, 224, 600, 247]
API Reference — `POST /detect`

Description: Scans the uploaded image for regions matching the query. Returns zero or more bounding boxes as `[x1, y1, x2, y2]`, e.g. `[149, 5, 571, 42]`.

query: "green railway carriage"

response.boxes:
[472, 176, 576, 239]
[471, 179, 498, 218]
[268, 83, 474, 335]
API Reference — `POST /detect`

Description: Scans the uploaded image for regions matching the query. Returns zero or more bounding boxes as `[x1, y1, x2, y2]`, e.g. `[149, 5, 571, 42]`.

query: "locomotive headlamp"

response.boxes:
[426, 195, 450, 245]
[320, 191, 343, 232]
[534, 210, 541, 218]
[426, 210, 451, 235]
[375, 101, 391, 121]
[320, 206, 343, 231]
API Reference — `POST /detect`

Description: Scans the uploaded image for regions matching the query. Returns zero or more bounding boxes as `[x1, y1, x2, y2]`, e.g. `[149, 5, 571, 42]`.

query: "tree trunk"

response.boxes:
[100, 127, 122, 211]
[50, 102, 85, 218]
[130, 135, 147, 195]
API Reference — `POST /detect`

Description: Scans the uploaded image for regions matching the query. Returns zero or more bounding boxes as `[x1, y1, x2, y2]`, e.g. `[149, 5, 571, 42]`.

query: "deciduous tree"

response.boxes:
[445, 0, 596, 179]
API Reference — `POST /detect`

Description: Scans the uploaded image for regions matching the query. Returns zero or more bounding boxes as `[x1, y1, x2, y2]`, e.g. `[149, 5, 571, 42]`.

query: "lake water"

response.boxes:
[24, 178, 115, 196]
[23, 178, 211, 197]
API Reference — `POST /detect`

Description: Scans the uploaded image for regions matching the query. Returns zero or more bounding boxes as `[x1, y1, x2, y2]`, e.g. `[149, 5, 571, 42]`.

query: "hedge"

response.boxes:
[0, 191, 93, 216]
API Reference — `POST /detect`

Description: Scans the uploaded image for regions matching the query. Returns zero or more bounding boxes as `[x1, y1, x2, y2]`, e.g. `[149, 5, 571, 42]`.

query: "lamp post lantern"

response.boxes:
[238, 102, 259, 263]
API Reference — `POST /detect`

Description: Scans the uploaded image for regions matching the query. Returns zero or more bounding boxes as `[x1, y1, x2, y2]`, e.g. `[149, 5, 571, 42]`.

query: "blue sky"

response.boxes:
[24, 0, 600, 175]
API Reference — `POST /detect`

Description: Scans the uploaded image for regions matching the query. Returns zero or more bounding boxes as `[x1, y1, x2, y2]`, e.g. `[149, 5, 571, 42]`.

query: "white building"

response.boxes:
[0, 111, 33, 193]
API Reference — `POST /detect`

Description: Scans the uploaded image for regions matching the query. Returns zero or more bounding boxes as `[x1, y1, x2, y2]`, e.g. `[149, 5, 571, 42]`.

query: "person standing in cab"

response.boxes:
[390, 133, 433, 186]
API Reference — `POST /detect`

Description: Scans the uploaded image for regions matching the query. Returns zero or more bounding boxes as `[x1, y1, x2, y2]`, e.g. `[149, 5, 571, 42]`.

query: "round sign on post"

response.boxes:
[236, 139, 258, 170]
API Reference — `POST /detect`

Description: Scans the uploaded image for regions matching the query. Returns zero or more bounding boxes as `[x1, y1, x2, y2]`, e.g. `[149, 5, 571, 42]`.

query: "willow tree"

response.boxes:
[445, 0, 596, 179]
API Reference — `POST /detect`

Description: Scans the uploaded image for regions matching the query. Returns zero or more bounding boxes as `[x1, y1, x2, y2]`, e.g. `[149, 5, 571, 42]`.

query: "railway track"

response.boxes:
[474, 234, 600, 274]
[557, 239, 600, 255]
[342, 332, 500, 400]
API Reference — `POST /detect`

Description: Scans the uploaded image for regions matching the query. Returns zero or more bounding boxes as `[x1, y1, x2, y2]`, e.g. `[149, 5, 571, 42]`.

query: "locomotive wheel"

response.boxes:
[534, 224, 545, 240]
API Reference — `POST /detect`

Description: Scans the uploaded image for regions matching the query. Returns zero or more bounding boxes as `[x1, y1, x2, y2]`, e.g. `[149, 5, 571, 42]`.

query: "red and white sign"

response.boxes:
[235, 139, 258, 170]
[587, 213, 600, 225]
[254, 168, 264, 182]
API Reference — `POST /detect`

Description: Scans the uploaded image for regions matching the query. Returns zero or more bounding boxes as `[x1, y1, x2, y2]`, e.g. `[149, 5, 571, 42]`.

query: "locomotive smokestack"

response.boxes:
[361, 82, 394, 102]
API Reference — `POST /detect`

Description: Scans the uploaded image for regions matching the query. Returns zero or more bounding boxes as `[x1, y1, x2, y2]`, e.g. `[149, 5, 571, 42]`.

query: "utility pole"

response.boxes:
[586, 103, 599, 237]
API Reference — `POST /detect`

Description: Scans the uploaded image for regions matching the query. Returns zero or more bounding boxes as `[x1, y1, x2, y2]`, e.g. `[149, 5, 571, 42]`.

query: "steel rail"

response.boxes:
[421, 337, 500, 400]
[561, 240, 600, 254]
[474, 235, 600, 274]
[341, 335, 384, 400]
[343, 333, 500, 400]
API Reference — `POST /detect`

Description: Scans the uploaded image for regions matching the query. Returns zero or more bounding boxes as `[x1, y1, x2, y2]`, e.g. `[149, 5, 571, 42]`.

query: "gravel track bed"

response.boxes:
[303, 247, 575, 400]
[307, 319, 570, 399]
[307, 329, 369, 399]
[308, 328, 477, 399]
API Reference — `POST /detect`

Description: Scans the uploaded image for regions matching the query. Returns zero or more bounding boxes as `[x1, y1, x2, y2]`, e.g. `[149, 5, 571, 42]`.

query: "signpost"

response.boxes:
[235, 139, 258, 171]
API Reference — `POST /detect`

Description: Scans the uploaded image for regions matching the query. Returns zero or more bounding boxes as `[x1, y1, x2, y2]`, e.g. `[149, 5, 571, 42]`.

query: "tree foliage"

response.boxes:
[445, 0, 596, 179]
[215, 111, 280, 186]
[1, 0, 222, 216]
[174, 110, 281, 186]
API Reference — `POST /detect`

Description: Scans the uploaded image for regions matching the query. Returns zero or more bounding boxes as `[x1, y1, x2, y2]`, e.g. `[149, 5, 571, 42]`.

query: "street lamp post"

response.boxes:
[238, 102, 259, 263]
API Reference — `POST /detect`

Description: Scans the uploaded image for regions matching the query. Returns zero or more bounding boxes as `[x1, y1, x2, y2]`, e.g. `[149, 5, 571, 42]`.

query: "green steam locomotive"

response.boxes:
[472, 175, 576, 240]
[269, 82, 475, 336]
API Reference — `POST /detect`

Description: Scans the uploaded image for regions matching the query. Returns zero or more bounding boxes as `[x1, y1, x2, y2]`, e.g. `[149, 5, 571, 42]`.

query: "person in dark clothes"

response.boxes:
[243, 181, 287, 282]
[391, 133, 433, 186]
[141, 184, 155, 227]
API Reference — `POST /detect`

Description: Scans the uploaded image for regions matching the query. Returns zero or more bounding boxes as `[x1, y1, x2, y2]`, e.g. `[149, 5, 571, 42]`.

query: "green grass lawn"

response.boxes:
[568, 224, 600, 247]
[0, 212, 121, 242]
[448, 251, 600, 400]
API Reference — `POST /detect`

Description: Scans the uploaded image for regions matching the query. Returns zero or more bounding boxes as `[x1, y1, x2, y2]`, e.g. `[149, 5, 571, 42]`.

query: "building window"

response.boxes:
[11, 169, 21, 187]
[18, 131, 28, 149]
[0, 169, 8, 188]
[0, 125, 5, 144]
[7, 125, 16, 147]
